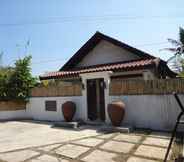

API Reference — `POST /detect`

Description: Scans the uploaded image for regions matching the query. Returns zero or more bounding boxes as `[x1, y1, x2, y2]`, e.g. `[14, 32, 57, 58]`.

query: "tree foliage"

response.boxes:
[179, 60, 184, 77]
[0, 67, 14, 100]
[0, 56, 36, 101]
[165, 27, 184, 56]
[164, 27, 184, 75]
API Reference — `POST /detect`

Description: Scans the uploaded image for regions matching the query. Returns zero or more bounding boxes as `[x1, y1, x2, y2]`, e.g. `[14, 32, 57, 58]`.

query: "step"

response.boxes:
[99, 125, 134, 133]
[52, 121, 80, 129]
[85, 121, 105, 126]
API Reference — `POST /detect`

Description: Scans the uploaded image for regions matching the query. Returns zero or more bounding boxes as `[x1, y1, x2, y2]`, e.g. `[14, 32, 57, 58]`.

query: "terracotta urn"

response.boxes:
[62, 101, 76, 122]
[108, 101, 125, 126]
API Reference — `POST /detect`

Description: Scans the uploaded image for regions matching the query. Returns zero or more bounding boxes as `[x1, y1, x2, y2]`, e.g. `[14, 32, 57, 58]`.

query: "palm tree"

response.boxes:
[163, 27, 184, 73]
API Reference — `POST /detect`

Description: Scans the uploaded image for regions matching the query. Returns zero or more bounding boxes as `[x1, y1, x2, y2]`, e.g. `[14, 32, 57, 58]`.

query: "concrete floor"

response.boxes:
[0, 120, 99, 153]
[0, 120, 179, 162]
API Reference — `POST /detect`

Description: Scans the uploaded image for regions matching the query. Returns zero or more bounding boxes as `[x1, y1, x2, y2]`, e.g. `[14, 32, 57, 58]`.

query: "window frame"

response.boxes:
[45, 100, 57, 111]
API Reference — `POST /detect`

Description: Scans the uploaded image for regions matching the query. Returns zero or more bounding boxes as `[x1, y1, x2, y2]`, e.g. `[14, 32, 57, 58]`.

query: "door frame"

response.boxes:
[80, 71, 112, 123]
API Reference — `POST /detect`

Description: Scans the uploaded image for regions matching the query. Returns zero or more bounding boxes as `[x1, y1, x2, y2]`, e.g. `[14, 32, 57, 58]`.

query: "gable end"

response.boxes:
[61, 32, 155, 71]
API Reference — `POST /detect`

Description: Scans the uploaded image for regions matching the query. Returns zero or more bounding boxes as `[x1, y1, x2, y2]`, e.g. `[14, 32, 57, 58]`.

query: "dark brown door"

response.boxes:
[99, 79, 105, 121]
[87, 78, 106, 121]
[87, 79, 97, 120]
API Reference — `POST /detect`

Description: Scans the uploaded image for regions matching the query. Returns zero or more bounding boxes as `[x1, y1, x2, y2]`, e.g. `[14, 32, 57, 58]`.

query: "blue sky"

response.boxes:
[0, 0, 184, 76]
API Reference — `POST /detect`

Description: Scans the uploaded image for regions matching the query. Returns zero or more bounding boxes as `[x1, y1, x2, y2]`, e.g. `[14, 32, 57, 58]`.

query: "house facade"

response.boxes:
[0, 32, 182, 131]
[37, 32, 175, 124]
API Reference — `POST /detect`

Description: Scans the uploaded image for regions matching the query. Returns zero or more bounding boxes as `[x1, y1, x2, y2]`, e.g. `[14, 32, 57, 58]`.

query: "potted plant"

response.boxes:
[62, 101, 76, 122]
[108, 101, 125, 126]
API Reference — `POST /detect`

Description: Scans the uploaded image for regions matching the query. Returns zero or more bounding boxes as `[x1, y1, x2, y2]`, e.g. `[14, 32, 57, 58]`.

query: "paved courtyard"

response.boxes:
[0, 121, 178, 162]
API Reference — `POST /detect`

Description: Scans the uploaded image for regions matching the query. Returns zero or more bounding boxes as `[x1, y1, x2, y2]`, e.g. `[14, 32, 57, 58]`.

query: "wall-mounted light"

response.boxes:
[103, 81, 107, 89]
[82, 83, 85, 90]
[100, 81, 106, 89]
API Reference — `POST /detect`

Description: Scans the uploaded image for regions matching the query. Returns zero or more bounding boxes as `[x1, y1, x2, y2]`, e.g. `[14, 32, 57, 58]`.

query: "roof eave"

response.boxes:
[157, 60, 177, 78]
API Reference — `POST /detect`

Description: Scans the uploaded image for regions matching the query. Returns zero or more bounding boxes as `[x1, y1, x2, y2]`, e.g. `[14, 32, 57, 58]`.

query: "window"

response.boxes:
[45, 101, 57, 111]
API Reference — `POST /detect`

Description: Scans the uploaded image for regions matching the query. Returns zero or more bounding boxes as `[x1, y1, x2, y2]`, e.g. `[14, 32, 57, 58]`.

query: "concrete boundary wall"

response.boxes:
[110, 95, 184, 131]
[26, 96, 83, 121]
[0, 95, 183, 131]
[0, 110, 29, 120]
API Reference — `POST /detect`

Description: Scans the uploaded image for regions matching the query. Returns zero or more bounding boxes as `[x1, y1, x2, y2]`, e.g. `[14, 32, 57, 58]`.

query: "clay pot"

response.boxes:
[62, 101, 76, 122]
[108, 101, 125, 126]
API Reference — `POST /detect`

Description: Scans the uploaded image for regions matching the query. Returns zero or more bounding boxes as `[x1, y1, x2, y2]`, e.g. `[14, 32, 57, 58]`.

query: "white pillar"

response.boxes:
[104, 77, 111, 123]
[81, 78, 88, 121]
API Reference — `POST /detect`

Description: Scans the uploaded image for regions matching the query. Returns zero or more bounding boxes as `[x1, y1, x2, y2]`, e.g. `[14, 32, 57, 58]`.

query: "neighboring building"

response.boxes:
[38, 32, 175, 123]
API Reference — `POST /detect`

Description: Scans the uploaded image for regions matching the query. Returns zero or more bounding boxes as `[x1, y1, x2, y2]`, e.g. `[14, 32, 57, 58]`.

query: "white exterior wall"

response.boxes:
[77, 40, 140, 67]
[0, 94, 183, 131]
[26, 94, 184, 131]
[0, 110, 29, 120]
[110, 95, 184, 131]
[26, 96, 83, 121]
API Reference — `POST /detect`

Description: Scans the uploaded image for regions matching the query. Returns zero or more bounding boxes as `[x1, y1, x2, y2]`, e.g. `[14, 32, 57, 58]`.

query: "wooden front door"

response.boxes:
[87, 79, 105, 121]
[87, 79, 97, 121]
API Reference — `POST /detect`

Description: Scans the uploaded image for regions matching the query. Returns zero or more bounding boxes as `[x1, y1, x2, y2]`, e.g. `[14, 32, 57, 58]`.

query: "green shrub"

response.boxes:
[0, 56, 37, 101]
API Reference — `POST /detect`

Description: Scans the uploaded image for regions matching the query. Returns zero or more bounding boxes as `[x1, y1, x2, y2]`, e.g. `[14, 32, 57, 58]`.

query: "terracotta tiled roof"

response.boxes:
[40, 59, 158, 80]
